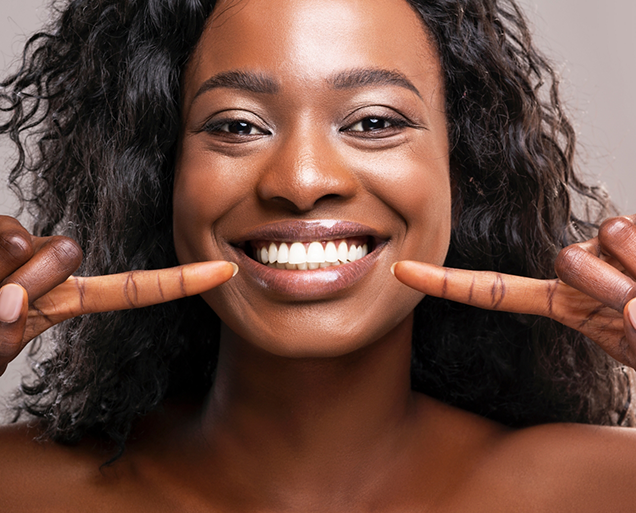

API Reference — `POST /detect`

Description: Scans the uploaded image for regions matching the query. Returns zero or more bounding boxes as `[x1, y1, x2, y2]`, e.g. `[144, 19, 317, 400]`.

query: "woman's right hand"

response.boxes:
[0, 215, 82, 375]
[0, 215, 237, 376]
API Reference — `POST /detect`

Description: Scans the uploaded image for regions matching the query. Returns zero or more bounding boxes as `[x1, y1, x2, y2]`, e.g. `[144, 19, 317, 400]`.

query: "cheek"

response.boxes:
[397, 180, 451, 266]
[172, 142, 241, 264]
[396, 133, 452, 265]
[403, 161, 452, 265]
[354, 142, 452, 266]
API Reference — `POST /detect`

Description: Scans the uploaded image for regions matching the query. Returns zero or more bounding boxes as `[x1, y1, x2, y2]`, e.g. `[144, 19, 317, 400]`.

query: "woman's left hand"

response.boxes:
[392, 214, 636, 368]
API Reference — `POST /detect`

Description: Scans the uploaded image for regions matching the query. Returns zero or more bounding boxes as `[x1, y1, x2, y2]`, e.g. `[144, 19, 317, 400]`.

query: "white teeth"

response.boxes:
[254, 239, 372, 269]
[268, 242, 278, 264]
[307, 242, 325, 263]
[277, 242, 289, 264]
[337, 241, 348, 263]
[325, 242, 338, 263]
[288, 242, 307, 265]
[347, 245, 357, 262]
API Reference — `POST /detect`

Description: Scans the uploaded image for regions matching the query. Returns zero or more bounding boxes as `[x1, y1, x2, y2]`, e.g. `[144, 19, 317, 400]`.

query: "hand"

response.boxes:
[0, 216, 237, 375]
[392, 215, 636, 368]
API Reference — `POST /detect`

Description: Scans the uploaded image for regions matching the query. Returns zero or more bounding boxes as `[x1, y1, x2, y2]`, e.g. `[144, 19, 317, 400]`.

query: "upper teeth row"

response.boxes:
[255, 241, 369, 269]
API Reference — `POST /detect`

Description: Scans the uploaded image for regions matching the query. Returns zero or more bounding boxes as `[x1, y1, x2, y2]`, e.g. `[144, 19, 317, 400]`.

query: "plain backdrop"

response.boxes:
[1, 0, 635, 398]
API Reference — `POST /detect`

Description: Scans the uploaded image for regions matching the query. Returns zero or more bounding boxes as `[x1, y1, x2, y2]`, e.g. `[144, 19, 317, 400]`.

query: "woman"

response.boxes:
[1, 0, 636, 510]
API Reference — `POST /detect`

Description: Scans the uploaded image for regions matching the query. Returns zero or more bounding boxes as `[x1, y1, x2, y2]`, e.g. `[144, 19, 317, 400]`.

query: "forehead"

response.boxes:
[183, 0, 443, 106]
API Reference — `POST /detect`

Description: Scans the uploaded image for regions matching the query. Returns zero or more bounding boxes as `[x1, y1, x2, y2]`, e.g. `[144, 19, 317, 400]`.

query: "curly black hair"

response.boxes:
[0, 0, 631, 458]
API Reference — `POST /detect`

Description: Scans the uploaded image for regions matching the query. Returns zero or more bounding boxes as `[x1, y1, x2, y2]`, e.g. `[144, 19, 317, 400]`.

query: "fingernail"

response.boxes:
[628, 299, 636, 330]
[0, 284, 25, 324]
[230, 262, 239, 277]
[390, 262, 398, 276]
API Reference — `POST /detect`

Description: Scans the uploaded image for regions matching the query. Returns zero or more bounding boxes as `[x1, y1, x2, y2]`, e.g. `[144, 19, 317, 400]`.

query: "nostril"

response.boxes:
[267, 197, 303, 212]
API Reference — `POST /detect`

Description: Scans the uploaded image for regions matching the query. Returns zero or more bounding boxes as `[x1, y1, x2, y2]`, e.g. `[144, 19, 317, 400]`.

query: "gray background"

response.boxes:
[1, 0, 635, 397]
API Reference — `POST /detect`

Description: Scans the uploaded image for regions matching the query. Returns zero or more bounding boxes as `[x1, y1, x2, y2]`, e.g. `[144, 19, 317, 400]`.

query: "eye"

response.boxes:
[206, 119, 268, 136]
[342, 115, 410, 137]
[346, 117, 395, 132]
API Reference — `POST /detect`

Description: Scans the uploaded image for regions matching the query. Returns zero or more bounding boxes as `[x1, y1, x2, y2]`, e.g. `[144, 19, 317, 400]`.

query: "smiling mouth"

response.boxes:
[246, 237, 372, 270]
[228, 221, 385, 298]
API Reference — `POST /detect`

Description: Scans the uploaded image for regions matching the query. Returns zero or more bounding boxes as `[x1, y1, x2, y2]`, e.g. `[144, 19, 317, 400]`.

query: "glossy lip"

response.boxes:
[231, 219, 383, 244]
[227, 220, 388, 300]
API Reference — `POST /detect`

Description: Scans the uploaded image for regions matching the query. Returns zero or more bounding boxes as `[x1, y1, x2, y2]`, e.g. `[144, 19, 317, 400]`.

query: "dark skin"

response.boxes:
[2, 0, 636, 511]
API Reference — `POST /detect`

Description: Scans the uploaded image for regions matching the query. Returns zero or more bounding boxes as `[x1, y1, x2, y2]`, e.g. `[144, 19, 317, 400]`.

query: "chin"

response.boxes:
[216, 294, 420, 361]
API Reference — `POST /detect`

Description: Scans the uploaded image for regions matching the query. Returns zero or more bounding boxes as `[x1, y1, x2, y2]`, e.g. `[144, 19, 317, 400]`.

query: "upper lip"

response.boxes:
[224, 220, 389, 299]
[229, 220, 385, 245]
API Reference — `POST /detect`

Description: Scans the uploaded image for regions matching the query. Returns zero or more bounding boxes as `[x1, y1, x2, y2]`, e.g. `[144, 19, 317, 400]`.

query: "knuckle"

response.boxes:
[0, 215, 26, 231]
[124, 272, 140, 307]
[0, 230, 33, 267]
[621, 283, 636, 311]
[554, 244, 586, 282]
[599, 217, 636, 247]
[47, 236, 83, 272]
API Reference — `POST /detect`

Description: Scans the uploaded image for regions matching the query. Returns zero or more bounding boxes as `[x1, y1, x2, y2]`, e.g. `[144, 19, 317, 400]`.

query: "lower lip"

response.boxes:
[229, 244, 384, 299]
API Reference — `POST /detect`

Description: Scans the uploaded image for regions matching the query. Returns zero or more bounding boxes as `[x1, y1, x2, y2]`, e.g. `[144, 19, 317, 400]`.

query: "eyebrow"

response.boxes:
[328, 68, 422, 98]
[193, 70, 279, 100]
[192, 67, 421, 101]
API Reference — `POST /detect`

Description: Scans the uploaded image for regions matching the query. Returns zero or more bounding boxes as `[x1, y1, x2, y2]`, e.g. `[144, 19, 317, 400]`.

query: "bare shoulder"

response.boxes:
[0, 411, 203, 512]
[413, 396, 636, 512]
[0, 423, 99, 507]
[0, 422, 133, 512]
[463, 422, 636, 512]
[1, 421, 81, 476]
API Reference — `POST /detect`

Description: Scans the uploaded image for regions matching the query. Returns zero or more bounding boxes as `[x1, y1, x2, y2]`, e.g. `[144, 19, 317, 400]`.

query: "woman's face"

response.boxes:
[174, 0, 451, 358]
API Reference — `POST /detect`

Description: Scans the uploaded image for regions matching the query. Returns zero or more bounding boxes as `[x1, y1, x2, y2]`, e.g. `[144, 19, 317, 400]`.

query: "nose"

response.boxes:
[256, 129, 357, 213]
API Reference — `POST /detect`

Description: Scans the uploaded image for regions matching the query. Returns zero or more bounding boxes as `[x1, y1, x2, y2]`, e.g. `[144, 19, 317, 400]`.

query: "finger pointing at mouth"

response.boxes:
[25, 260, 237, 341]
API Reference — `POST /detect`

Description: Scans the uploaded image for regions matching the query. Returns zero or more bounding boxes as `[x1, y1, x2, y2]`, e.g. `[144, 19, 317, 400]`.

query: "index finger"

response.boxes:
[30, 260, 237, 327]
[392, 260, 558, 317]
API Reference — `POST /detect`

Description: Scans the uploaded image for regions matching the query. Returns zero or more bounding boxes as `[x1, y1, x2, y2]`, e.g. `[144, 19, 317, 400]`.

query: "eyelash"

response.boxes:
[200, 114, 414, 141]
[341, 115, 411, 137]
[202, 119, 270, 137]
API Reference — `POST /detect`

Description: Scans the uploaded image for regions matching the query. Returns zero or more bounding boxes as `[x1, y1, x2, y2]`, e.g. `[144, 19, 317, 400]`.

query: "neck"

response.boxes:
[193, 312, 420, 505]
